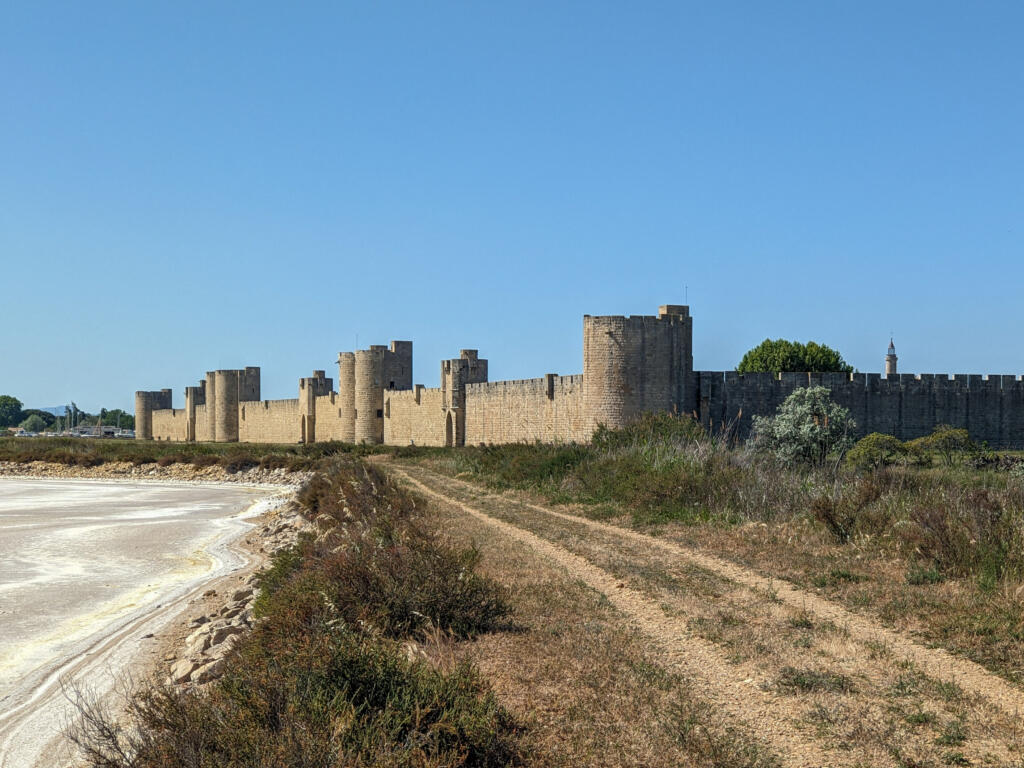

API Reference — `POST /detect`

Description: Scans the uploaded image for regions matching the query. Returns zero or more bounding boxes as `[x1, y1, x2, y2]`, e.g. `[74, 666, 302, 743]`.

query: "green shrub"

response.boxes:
[909, 425, 979, 467]
[752, 386, 856, 467]
[73, 599, 517, 768]
[846, 432, 908, 470]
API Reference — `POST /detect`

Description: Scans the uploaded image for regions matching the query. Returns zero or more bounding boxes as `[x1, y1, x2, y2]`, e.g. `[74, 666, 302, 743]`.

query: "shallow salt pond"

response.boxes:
[0, 478, 275, 768]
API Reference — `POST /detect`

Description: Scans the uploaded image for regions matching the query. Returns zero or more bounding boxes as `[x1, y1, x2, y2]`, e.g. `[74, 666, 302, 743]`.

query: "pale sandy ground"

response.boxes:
[0, 477, 291, 768]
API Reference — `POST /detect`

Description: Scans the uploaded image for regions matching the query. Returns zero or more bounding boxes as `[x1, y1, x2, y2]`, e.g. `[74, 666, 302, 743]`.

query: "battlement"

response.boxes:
[136, 302, 1024, 449]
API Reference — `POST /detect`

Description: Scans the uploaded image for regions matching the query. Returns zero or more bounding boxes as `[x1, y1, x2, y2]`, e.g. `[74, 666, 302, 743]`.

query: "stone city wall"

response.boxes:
[238, 399, 302, 444]
[137, 304, 1024, 449]
[151, 408, 188, 441]
[383, 386, 446, 446]
[463, 374, 588, 444]
[311, 393, 346, 442]
[696, 371, 1024, 448]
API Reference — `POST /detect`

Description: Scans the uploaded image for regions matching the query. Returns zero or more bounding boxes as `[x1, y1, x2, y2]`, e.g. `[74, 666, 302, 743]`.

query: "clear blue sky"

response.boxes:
[3, 2, 1022, 412]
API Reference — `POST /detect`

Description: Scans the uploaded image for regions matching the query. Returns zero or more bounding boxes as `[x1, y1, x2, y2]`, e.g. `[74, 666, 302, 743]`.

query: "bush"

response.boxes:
[296, 462, 511, 637]
[907, 487, 1024, 587]
[72, 603, 517, 768]
[752, 386, 856, 467]
[846, 432, 908, 470]
[909, 425, 979, 467]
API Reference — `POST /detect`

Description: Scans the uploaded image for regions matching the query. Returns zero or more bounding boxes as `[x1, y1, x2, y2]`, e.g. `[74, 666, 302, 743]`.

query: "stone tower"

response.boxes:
[582, 304, 694, 433]
[350, 341, 414, 444]
[441, 350, 489, 447]
[885, 339, 898, 378]
[133, 389, 172, 440]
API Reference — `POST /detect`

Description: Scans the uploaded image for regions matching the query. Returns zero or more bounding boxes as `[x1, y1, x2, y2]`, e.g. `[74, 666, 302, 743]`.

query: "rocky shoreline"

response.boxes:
[163, 505, 313, 687]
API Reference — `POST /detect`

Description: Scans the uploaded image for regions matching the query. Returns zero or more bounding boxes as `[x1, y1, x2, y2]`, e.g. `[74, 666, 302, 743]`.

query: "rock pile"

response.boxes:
[169, 583, 257, 685]
[165, 504, 313, 687]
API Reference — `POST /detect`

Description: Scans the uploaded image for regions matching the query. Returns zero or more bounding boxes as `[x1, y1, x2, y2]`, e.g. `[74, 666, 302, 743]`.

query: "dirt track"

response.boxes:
[386, 461, 1024, 768]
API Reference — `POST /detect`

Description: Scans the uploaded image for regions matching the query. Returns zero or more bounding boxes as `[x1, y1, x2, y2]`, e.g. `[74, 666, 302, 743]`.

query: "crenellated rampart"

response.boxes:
[696, 371, 1024, 448]
[136, 303, 1024, 448]
[383, 386, 446, 446]
[464, 374, 587, 444]
[238, 399, 302, 443]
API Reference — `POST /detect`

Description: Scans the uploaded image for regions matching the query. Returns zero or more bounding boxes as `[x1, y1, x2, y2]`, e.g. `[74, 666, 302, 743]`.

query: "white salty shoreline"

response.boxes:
[0, 476, 294, 768]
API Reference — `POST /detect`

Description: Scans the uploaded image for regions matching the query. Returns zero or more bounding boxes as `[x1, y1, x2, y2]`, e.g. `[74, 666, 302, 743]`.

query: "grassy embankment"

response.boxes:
[412, 414, 1024, 684]
[0, 435, 399, 472]
[70, 456, 519, 767]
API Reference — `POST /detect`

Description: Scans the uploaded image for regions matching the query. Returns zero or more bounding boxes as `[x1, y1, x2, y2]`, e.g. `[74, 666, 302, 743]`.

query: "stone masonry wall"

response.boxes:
[697, 371, 1024, 448]
[463, 374, 587, 444]
[193, 403, 210, 442]
[151, 409, 188, 441]
[238, 399, 302, 443]
[314, 392, 350, 442]
[383, 387, 446, 446]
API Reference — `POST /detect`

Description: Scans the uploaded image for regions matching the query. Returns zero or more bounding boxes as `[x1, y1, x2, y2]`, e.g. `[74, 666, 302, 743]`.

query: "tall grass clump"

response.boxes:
[70, 457, 518, 768]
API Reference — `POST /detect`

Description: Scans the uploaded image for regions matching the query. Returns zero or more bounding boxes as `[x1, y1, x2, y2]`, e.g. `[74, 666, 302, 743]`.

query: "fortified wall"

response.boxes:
[697, 371, 1024, 449]
[136, 303, 1024, 448]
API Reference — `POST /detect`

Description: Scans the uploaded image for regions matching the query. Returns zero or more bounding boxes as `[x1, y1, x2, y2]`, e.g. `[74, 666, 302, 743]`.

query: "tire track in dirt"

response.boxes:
[393, 466, 851, 768]
[397, 463, 1024, 724]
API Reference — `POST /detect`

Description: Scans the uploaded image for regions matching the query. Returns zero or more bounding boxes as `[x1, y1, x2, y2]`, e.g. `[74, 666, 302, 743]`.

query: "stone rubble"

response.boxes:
[165, 503, 314, 688]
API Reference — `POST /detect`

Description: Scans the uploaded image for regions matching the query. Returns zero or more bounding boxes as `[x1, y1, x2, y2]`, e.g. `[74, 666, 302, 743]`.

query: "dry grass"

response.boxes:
[389, 461, 1024, 767]
[425, 481, 782, 768]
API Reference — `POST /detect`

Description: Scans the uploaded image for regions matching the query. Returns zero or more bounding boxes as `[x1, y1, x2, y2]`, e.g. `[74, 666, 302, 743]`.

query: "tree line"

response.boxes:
[0, 395, 134, 432]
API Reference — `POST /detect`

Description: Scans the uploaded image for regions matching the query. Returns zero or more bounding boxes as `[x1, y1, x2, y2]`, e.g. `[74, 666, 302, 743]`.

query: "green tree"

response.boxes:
[100, 408, 134, 429]
[18, 414, 47, 432]
[19, 409, 56, 428]
[0, 395, 23, 427]
[737, 339, 853, 374]
[752, 386, 856, 467]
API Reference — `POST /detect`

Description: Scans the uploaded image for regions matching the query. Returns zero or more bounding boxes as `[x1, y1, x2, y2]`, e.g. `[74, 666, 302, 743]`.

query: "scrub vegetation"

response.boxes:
[69, 458, 519, 768]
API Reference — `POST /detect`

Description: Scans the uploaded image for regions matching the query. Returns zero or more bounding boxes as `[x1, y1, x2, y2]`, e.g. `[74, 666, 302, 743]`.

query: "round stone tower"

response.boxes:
[885, 339, 898, 378]
[337, 352, 356, 443]
[582, 305, 693, 435]
[354, 348, 385, 444]
[582, 315, 633, 433]
[204, 371, 217, 442]
[213, 370, 239, 442]
[134, 389, 171, 440]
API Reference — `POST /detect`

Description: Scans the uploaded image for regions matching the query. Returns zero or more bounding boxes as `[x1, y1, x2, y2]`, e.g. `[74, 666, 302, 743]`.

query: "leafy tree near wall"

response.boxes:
[0, 396, 23, 427]
[752, 386, 856, 467]
[737, 339, 853, 374]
